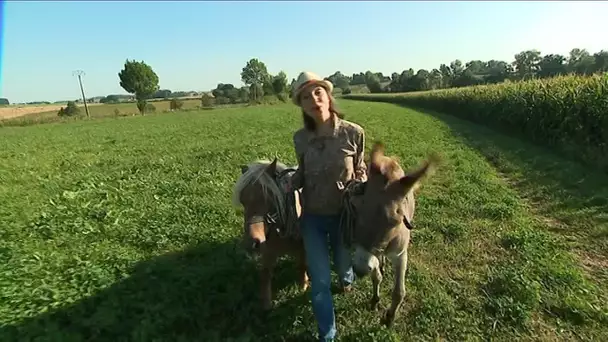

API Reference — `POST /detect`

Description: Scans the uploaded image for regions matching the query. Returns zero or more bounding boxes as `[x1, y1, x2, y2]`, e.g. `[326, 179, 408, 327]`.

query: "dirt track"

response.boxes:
[0, 103, 103, 120]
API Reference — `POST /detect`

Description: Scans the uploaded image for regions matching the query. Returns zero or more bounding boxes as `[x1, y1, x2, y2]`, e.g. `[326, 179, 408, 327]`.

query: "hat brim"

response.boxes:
[292, 80, 334, 105]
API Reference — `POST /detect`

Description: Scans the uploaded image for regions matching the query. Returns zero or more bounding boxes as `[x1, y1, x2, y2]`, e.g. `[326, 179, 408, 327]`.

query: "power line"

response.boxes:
[72, 70, 90, 118]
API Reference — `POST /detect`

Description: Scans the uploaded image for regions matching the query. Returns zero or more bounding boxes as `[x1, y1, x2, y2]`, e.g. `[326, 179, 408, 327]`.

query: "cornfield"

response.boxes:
[346, 73, 608, 171]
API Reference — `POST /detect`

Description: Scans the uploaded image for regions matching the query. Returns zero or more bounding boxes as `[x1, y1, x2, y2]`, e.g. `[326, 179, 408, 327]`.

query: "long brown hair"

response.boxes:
[301, 93, 345, 131]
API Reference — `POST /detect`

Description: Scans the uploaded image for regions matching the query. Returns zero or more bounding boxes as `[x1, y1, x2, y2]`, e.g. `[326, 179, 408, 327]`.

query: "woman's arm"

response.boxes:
[288, 133, 305, 191]
[290, 155, 304, 190]
[354, 130, 368, 182]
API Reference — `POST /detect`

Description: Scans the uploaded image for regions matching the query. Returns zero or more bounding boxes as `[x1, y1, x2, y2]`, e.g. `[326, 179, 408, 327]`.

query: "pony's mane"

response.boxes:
[232, 159, 290, 220]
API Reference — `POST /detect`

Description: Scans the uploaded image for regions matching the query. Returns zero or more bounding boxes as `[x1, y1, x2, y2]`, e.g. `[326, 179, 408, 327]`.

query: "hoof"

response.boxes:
[380, 310, 395, 327]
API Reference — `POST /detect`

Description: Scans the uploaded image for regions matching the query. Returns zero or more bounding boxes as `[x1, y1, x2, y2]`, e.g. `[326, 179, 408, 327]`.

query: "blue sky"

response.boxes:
[1, 1, 607, 103]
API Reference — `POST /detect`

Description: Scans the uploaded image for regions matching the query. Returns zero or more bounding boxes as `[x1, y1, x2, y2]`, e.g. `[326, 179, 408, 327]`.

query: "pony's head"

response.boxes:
[232, 158, 287, 255]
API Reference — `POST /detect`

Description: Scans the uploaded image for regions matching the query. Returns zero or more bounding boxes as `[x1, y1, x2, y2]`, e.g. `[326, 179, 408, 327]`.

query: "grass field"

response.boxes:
[1, 100, 607, 341]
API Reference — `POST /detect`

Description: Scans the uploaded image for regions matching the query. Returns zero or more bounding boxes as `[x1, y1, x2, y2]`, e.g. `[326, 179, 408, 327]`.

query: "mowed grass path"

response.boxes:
[1, 101, 606, 341]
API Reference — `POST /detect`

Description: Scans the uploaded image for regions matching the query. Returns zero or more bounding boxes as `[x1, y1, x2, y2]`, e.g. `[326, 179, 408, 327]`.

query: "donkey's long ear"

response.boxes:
[265, 158, 278, 175]
[240, 165, 249, 174]
[390, 153, 440, 195]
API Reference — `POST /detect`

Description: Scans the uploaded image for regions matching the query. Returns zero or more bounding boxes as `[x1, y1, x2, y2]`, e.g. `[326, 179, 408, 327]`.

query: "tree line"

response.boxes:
[344, 48, 608, 94]
[21, 46, 607, 115]
[111, 57, 294, 114]
[204, 47, 608, 105]
[98, 90, 199, 104]
[0, 99, 56, 106]
[201, 58, 290, 107]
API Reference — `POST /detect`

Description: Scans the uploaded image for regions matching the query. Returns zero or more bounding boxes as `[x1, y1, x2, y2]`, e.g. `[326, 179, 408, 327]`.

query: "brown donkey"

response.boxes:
[232, 158, 309, 311]
[350, 142, 440, 327]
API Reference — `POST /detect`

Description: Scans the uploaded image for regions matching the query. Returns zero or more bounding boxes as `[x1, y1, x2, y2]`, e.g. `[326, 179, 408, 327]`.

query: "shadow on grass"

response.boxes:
[0, 238, 315, 342]
[394, 103, 608, 276]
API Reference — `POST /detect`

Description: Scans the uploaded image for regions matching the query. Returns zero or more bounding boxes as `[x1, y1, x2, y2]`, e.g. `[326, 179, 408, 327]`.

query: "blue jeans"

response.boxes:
[300, 212, 355, 342]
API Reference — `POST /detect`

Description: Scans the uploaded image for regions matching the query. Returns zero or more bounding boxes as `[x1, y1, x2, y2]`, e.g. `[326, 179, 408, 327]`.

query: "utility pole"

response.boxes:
[72, 70, 90, 118]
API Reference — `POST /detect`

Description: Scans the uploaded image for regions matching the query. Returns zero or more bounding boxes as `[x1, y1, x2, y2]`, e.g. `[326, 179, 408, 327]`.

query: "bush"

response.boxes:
[100, 95, 120, 104]
[258, 95, 280, 106]
[135, 100, 156, 115]
[345, 74, 608, 171]
[145, 103, 156, 113]
[342, 87, 352, 95]
[57, 101, 81, 117]
[201, 94, 214, 108]
[215, 96, 231, 105]
[169, 98, 184, 111]
[276, 92, 288, 103]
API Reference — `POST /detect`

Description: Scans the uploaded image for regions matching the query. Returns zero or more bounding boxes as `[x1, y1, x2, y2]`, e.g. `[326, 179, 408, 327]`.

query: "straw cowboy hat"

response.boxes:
[291, 71, 334, 105]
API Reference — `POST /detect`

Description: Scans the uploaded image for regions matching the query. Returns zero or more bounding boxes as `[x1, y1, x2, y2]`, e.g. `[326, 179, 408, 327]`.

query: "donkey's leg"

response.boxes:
[370, 263, 383, 311]
[381, 250, 408, 327]
[260, 248, 278, 311]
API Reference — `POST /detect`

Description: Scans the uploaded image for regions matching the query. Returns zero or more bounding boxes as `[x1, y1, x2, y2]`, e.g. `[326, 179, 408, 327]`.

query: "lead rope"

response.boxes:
[339, 179, 367, 248]
[282, 186, 301, 240]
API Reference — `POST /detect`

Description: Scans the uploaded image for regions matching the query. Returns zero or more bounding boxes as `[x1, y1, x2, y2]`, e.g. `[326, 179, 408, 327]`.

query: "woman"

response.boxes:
[287, 71, 367, 342]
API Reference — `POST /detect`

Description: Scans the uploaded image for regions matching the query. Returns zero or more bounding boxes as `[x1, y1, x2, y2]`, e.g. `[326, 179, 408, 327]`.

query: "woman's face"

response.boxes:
[299, 85, 331, 121]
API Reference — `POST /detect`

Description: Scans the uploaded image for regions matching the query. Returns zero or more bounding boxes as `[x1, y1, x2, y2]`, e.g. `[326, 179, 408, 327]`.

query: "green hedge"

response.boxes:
[345, 74, 608, 171]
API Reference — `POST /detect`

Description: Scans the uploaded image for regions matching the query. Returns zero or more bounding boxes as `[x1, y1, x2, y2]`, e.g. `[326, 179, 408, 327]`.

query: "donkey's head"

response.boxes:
[352, 142, 439, 277]
[232, 158, 284, 256]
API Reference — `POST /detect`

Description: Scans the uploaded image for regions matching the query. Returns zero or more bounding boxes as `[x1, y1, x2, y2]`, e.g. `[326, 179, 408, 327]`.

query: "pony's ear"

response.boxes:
[265, 158, 278, 175]
[371, 141, 385, 164]
[367, 141, 384, 176]
[240, 165, 249, 174]
[369, 141, 385, 175]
